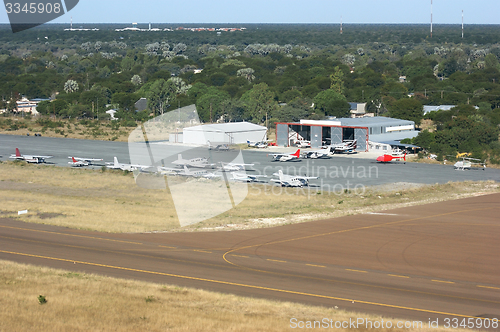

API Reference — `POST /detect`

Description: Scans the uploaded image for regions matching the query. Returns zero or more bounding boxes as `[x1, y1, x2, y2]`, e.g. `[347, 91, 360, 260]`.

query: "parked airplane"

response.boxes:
[208, 141, 230, 151]
[454, 157, 485, 171]
[247, 140, 268, 148]
[294, 140, 311, 148]
[171, 154, 216, 168]
[376, 154, 406, 163]
[219, 162, 255, 172]
[68, 157, 103, 166]
[326, 140, 357, 154]
[177, 166, 220, 178]
[269, 149, 301, 162]
[68, 157, 89, 167]
[270, 170, 319, 187]
[302, 149, 332, 159]
[9, 148, 52, 163]
[106, 157, 152, 171]
[230, 172, 267, 182]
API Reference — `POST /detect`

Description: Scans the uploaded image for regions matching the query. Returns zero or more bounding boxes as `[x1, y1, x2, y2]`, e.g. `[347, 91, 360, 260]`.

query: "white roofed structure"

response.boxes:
[183, 122, 267, 145]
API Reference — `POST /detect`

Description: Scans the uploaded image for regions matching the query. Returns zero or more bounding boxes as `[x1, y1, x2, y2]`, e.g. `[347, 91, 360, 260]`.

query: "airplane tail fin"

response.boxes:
[72, 157, 77, 163]
[114, 157, 119, 167]
[15, 148, 21, 157]
[292, 149, 300, 158]
[403, 153, 406, 161]
[278, 169, 284, 181]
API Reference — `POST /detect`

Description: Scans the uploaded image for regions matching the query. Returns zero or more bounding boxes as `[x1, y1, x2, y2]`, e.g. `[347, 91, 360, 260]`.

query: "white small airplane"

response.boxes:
[247, 140, 268, 148]
[68, 157, 88, 167]
[269, 149, 301, 162]
[208, 140, 230, 151]
[270, 170, 319, 187]
[106, 157, 152, 172]
[325, 140, 357, 154]
[295, 140, 311, 148]
[68, 156, 103, 166]
[9, 148, 53, 163]
[219, 162, 255, 172]
[302, 149, 332, 159]
[171, 154, 215, 168]
[230, 172, 267, 182]
[177, 166, 220, 178]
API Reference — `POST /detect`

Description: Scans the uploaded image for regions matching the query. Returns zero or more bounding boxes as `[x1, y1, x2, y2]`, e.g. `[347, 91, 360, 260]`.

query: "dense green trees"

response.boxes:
[1, 24, 500, 159]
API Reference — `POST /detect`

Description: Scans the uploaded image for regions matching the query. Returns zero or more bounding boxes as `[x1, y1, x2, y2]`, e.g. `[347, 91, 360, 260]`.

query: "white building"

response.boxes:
[182, 122, 267, 145]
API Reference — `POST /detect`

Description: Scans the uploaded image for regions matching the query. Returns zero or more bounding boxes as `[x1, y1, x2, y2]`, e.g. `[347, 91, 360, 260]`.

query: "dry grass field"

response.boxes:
[0, 259, 471, 332]
[0, 161, 498, 233]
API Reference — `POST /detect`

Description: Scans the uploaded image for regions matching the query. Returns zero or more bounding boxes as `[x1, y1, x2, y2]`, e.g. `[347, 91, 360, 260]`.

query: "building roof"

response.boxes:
[369, 130, 420, 143]
[339, 116, 414, 127]
[184, 122, 266, 133]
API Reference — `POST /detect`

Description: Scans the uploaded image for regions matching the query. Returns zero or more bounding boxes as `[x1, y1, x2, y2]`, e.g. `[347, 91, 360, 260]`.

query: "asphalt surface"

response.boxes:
[0, 193, 499, 325]
[1, 134, 500, 192]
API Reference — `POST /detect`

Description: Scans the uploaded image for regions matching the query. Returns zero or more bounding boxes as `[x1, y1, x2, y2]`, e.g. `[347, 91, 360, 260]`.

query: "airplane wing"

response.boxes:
[70, 157, 103, 162]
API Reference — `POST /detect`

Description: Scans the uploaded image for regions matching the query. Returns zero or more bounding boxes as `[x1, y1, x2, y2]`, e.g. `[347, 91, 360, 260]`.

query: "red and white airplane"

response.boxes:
[376, 153, 406, 163]
[9, 148, 53, 163]
[268, 149, 301, 162]
[68, 156, 103, 167]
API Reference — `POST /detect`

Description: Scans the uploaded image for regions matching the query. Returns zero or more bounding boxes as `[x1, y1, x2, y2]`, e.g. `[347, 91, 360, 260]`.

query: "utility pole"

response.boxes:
[430, 0, 433, 38]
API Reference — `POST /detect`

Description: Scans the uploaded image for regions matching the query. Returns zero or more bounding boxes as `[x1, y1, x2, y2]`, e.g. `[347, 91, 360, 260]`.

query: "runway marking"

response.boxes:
[158, 245, 176, 249]
[193, 250, 212, 254]
[346, 269, 367, 273]
[221, 205, 500, 311]
[365, 212, 399, 216]
[432, 280, 455, 284]
[0, 224, 143, 245]
[267, 259, 287, 263]
[477, 285, 500, 290]
[0, 249, 487, 320]
[230, 255, 249, 258]
[306, 264, 326, 268]
[388, 274, 410, 279]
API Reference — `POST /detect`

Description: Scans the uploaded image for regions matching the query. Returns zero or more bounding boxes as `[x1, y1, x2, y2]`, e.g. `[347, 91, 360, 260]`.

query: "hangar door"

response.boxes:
[311, 126, 322, 148]
[276, 124, 289, 147]
[330, 127, 342, 144]
[354, 128, 368, 151]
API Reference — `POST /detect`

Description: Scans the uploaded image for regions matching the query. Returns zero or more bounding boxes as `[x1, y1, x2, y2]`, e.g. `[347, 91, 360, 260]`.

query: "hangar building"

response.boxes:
[275, 117, 419, 151]
[183, 122, 267, 145]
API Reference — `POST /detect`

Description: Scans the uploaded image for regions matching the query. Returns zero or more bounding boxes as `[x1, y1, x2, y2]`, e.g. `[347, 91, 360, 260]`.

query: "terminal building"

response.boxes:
[275, 117, 420, 151]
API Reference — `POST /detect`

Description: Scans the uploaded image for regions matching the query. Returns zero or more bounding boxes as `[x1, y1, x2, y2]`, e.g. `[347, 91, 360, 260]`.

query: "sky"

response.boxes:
[0, 0, 499, 26]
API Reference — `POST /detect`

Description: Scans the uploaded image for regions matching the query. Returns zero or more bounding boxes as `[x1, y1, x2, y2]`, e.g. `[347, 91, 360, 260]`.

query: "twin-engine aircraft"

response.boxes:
[270, 170, 318, 187]
[9, 148, 52, 163]
[230, 172, 267, 183]
[269, 149, 301, 162]
[219, 162, 255, 172]
[247, 140, 268, 148]
[171, 154, 216, 168]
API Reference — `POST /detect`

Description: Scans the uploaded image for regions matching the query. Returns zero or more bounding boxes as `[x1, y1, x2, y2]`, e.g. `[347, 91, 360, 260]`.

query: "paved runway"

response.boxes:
[1, 193, 499, 324]
[1, 134, 499, 191]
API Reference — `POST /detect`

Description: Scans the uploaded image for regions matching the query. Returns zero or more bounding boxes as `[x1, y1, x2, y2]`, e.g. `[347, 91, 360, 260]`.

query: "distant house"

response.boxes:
[423, 105, 455, 115]
[1, 97, 50, 115]
[135, 98, 148, 112]
[348, 102, 372, 118]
